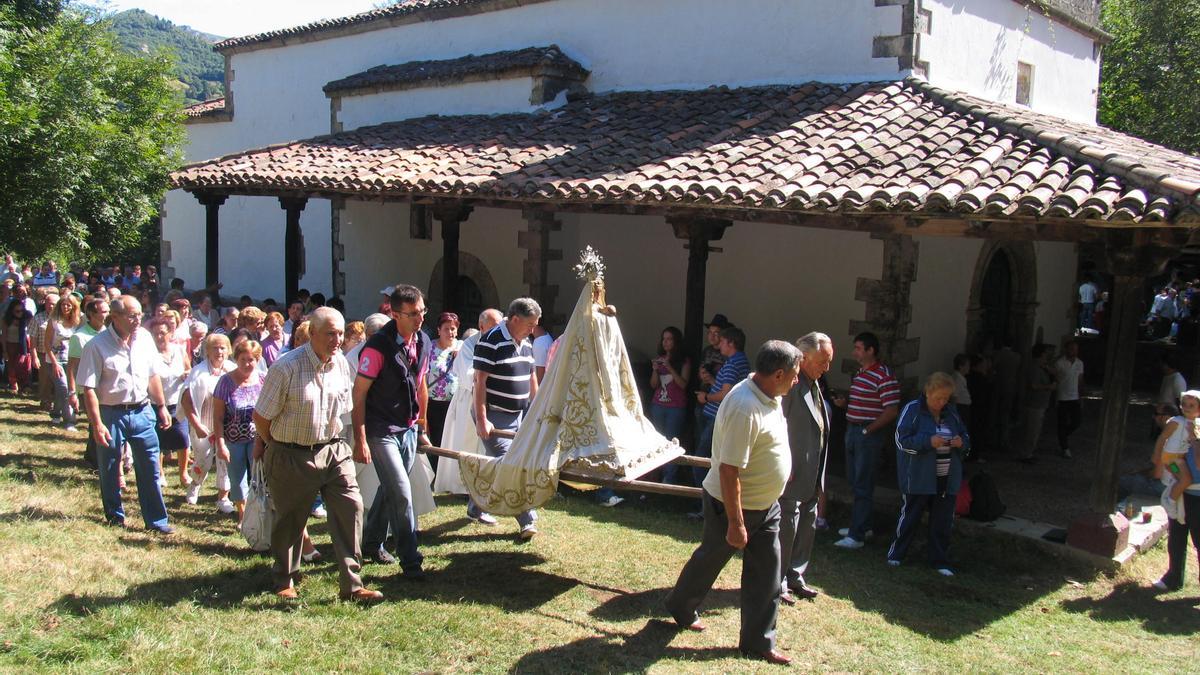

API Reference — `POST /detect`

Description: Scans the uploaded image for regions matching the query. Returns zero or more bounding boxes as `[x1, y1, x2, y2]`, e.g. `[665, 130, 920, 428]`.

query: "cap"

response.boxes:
[705, 313, 730, 329]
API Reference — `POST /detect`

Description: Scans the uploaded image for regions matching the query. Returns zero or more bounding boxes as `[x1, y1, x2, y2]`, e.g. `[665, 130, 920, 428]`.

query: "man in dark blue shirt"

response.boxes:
[470, 297, 541, 537]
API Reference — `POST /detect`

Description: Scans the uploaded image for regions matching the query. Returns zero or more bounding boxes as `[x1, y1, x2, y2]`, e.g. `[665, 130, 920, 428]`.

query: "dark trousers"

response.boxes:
[692, 415, 716, 487]
[886, 492, 956, 568]
[1162, 492, 1200, 588]
[1056, 400, 1082, 450]
[778, 493, 818, 589]
[665, 492, 782, 654]
[845, 424, 884, 540]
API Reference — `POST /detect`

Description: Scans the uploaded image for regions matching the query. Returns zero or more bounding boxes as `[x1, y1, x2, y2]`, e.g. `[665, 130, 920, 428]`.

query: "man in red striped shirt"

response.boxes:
[833, 332, 900, 549]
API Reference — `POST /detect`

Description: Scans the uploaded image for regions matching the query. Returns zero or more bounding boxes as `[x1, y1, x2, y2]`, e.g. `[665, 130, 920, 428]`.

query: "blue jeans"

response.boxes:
[468, 409, 536, 528]
[692, 415, 716, 488]
[226, 439, 254, 502]
[97, 404, 168, 529]
[845, 423, 884, 541]
[363, 427, 423, 572]
[649, 403, 687, 485]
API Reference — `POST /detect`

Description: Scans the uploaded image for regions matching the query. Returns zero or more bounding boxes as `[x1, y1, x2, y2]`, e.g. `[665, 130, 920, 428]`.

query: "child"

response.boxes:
[1155, 390, 1200, 522]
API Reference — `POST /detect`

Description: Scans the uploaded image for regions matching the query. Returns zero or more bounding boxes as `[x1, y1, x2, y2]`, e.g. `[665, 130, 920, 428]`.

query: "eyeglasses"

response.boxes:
[397, 308, 427, 319]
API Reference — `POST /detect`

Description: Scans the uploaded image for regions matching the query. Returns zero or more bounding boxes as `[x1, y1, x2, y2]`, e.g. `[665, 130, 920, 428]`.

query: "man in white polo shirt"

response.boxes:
[77, 296, 174, 533]
[665, 339, 801, 666]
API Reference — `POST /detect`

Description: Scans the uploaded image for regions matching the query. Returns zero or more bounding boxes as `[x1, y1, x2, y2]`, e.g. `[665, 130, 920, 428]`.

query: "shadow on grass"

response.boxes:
[815, 525, 1100, 641]
[0, 505, 72, 522]
[389, 551, 577, 612]
[509, 618, 732, 673]
[48, 567, 284, 616]
[587, 586, 740, 622]
[1059, 581, 1200, 635]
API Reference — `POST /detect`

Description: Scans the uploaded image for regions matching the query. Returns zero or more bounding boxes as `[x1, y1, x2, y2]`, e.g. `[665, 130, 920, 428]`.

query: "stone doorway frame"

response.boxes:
[428, 251, 500, 317]
[965, 240, 1039, 355]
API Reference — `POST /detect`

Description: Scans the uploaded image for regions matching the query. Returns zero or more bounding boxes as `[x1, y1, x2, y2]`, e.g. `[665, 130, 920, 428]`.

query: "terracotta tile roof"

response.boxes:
[171, 79, 1200, 224]
[324, 46, 587, 97]
[215, 0, 553, 53]
[183, 97, 227, 118]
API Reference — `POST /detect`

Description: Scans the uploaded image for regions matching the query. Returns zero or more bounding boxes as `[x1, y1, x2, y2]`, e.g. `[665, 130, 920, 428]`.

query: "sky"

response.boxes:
[97, 1, 382, 39]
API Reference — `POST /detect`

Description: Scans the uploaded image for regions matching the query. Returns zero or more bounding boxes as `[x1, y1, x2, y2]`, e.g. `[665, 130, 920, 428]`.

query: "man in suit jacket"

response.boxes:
[778, 332, 834, 604]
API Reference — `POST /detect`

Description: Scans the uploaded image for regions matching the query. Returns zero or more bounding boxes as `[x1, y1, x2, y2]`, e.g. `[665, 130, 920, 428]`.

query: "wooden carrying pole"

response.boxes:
[419, 444, 708, 499]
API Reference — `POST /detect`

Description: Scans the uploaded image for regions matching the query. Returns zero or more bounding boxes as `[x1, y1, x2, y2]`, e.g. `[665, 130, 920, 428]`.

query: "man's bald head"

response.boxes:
[479, 308, 503, 332]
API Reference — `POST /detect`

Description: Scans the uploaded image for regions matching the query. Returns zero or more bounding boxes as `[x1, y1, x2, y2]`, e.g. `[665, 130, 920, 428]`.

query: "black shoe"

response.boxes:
[788, 581, 819, 600]
[401, 567, 427, 581]
[368, 548, 398, 565]
[105, 518, 126, 529]
[149, 524, 175, 535]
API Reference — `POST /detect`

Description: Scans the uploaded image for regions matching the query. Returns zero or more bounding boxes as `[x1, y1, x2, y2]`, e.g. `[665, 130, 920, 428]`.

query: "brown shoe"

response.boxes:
[275, 586, 298, 600]
[780, 591, 797, 606]
[339, 588, 384, 603]
[741, 648, 792, 666]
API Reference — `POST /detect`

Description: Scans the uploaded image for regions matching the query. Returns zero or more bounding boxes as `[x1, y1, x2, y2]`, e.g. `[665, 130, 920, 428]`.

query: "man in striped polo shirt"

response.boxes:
[693, 326, 750, 492]
[471, 297, 542, 538]
[833, 332, 900, 549]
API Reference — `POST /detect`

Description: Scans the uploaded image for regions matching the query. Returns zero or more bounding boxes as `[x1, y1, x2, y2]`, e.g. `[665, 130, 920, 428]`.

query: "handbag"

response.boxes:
[240, 461, 275, 552]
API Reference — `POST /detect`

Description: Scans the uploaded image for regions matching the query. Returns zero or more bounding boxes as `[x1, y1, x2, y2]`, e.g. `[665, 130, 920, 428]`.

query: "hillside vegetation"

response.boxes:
[108, 8, 224, 104]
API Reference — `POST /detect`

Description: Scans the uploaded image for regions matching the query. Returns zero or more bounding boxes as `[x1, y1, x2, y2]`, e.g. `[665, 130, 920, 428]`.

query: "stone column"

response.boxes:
[850, 233, 921, 392]
[278, 197, 308, 304]
[1067, 230, 1179, 557]
[195, 192, 227, 291]
[432, 201, 473, 316]
[519, 209, 564, 328]
[668, 216, 731, 363]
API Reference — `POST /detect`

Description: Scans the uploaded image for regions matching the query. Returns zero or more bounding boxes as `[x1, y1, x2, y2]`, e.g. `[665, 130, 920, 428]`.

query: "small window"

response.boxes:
[1016, 62, 1034, 106]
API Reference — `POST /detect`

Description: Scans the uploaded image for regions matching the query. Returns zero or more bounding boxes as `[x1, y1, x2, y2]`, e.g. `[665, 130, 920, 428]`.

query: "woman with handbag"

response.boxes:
[425, 312, 461, 469]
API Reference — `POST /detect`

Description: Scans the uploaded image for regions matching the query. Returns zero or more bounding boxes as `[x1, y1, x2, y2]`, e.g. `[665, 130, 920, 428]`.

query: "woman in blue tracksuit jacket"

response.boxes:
[887, 371, 970, 576]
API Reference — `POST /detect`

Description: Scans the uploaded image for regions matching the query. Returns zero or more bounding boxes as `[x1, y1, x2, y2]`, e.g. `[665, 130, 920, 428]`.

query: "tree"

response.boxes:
[1099, 0, 1200, 154]
[0, 4, 184, 263]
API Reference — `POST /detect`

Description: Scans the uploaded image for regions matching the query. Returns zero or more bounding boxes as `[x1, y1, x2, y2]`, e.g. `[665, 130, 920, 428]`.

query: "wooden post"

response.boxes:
[668, 216, 731, 364]
[195, 192, 227, 291]
[432, 201, 473, 316]
[279, 197, 308, 304]
[1067, 230, 1179, 557]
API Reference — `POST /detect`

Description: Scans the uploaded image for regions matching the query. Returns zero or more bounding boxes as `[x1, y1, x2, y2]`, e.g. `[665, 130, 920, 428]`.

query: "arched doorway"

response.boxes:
[428, 251, 500, 322]
[965, 241, 1038, 355]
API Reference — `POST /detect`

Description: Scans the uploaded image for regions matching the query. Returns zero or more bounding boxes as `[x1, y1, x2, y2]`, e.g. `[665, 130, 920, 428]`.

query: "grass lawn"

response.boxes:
[0, 395, 1195, 673]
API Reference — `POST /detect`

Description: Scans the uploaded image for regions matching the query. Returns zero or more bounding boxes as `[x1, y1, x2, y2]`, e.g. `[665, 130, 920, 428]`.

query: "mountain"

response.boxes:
[107, 9, 225, 105]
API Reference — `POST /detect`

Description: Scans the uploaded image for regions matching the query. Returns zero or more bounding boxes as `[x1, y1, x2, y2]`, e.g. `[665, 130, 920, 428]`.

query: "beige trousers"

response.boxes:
[263, 439, 364, 594]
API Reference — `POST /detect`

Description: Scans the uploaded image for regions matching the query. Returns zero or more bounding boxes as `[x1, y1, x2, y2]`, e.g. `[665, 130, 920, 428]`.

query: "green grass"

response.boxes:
[0, 395, 1195, 673]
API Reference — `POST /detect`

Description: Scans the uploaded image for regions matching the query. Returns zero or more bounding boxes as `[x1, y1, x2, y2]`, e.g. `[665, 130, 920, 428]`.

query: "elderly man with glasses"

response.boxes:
[76, 296, 174, 533]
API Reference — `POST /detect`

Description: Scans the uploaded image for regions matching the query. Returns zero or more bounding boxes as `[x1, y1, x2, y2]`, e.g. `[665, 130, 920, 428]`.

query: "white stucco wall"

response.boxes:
[1033, 240, 1078, 346]
[922, 0, 1100, 122]
[337, 77, 539, 132]
[908, 236, 984, 378]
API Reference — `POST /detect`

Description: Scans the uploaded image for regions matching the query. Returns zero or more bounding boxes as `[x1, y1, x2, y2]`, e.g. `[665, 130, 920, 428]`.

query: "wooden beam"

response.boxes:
[195, 192, 227, 291]
[278, 197, 308, 304]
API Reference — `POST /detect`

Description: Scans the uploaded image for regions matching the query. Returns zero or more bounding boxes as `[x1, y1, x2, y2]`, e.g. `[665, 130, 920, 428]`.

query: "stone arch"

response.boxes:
[965, 240, 1038, 355]
[428, 251, 500, 319]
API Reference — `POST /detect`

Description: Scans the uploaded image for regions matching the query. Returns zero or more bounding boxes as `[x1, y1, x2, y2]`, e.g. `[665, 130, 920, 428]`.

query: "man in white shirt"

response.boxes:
[665, 340, 801, 666]
[1054, 340, 1085, 459]
[77, 296, 174, 533]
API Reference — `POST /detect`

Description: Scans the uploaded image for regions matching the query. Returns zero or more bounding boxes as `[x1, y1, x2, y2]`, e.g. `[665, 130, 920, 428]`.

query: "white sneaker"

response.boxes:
[886, 559, 901, 567]
[185, 483, 201, 505]
[833, 536, 865, 549]
[519, 524, 538, 540]
[475, 512, 498, 525]
[311, 506, 328, 519]
[158, 475, 167, 489]
[216, 497, 235, 514]
[600, 495, 625, 507]
[837, 527, 873, 540]
[63, 425, 77, 433]
[936, 567, 955, 577]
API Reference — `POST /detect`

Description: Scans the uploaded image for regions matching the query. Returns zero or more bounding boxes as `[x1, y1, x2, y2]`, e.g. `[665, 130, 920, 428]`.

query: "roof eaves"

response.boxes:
[909, 78, 1200, 211]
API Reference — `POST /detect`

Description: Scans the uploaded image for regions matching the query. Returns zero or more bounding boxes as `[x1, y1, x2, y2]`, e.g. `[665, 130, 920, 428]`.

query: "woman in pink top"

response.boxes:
[648, 326, 690, 485]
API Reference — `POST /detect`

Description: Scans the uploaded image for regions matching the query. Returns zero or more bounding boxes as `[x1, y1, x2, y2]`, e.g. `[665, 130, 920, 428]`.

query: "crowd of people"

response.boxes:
[4, 253, 1200, 664]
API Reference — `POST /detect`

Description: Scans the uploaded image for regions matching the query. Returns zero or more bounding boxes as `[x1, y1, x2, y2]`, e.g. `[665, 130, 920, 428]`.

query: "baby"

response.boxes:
[1156, 391, 1200, 522]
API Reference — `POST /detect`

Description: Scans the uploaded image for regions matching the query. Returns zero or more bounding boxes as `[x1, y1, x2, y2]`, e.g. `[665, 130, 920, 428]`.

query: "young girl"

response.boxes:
[1155, 390, 1200, 522]
[2, 299, 39, 394]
